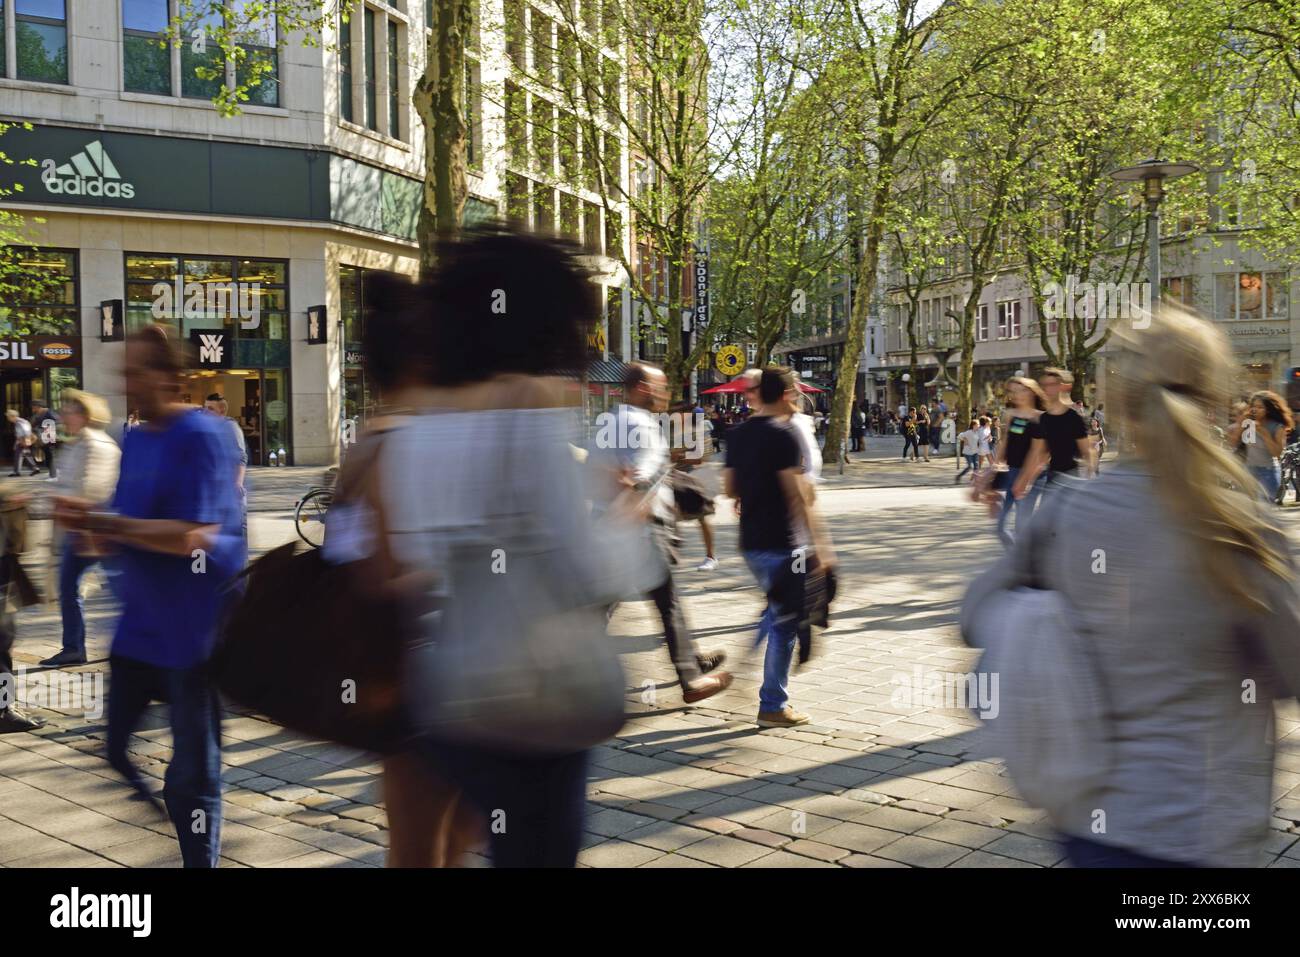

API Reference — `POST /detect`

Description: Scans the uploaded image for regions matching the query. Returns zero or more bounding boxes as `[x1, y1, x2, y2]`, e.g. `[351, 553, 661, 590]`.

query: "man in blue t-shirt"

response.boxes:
[56, 326, 244, 868]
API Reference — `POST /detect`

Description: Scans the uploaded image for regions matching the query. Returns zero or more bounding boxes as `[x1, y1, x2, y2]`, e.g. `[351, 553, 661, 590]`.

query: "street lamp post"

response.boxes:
[1108, 159, 1198, 311]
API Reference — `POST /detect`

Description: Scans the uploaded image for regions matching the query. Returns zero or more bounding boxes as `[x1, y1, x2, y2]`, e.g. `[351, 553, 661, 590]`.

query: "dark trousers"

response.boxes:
[1064, 835, 1194, 868]
[0, 607, 12, 684]
[420, 738, 589, 867]
[107, 654, 223, 867]
[902, 435, 920, 459]
[648, 574, 702, 687]
[10, 443, 36, 474]
[41, 443, 56, 478]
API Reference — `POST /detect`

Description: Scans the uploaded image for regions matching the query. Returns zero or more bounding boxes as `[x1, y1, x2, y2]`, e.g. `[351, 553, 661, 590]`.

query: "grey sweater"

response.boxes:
[963, 464, 1300, 866]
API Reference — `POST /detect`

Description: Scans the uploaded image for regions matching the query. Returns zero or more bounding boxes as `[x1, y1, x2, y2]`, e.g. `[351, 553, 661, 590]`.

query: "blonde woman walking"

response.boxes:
[963, 304, 1300, 867]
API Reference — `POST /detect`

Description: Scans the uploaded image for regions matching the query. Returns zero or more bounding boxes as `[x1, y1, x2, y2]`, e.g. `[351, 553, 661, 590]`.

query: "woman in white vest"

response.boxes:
[40, 390, 121, 667]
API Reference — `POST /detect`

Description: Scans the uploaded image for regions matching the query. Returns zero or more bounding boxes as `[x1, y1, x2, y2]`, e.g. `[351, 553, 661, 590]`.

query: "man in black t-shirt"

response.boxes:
[724, 367, 835, 729]
[1013, 368, 1094, 499]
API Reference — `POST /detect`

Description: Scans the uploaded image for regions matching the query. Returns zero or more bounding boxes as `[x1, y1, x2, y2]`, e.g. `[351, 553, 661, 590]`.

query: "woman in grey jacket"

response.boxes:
[963, 305, 1300, 867]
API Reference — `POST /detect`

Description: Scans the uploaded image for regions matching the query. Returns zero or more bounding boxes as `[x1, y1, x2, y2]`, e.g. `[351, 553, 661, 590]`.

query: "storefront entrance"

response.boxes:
[178, 368, 290, 466]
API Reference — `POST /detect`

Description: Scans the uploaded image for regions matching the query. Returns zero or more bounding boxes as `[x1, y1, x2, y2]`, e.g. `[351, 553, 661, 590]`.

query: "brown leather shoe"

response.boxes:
[757, 707, 810, 728]
[682, 671, 733, 704]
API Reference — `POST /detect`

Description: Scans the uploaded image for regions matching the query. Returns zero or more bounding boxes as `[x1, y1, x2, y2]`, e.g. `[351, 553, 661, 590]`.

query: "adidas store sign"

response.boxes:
[41, 140, 136, 199]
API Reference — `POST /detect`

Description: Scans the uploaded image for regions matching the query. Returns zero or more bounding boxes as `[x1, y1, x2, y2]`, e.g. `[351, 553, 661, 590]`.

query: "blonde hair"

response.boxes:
[1110, 303, 1289, 611]
[62, 389, 111, 429]
[1005, 376, 1047, 410]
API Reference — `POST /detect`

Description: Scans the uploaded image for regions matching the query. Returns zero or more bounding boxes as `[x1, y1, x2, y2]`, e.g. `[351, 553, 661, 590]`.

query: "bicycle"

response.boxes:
[294, 467, 337, 548]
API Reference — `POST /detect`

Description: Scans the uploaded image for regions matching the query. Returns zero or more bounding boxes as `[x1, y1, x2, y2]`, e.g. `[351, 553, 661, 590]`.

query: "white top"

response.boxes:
[978, 425, 992, 456]
[958, 429, 982, 456]
[790, 413, 822, 482]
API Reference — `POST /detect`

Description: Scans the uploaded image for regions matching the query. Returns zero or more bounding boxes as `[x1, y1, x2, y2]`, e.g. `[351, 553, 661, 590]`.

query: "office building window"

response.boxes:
[997, 300, 1020, 339]
[363, 8, 377, 130]
[14, 0, 67, 83]
[976, 303, 989, 342]
[234, 0, 279, 107]
[180, 2, 225, 99]
[339, 9, 354, 121]
[123, 0, 170, 94]
[387, 19, 399, 137]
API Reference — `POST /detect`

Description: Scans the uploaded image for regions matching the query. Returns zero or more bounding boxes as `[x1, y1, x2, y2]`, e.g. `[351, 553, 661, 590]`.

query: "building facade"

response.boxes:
[0, 0, 634, 465]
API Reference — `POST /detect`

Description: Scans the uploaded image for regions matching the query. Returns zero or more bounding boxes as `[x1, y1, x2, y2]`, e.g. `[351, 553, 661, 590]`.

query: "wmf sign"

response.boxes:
[189, 329, 232, 369]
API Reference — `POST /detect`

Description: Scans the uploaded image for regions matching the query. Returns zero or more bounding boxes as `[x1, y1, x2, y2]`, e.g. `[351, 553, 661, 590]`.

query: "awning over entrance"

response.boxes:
[585, 358, 630, 385]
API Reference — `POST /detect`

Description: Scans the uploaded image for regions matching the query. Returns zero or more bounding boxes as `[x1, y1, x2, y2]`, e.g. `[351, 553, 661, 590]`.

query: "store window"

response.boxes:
[124, 252, 288, 344]
[0, 247, 78, 335]
[126, 253, 291, 464]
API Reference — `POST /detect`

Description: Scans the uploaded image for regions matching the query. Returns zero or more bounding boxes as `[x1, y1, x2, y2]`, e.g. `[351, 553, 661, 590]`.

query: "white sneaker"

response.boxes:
[45, 476, 58, 482]
[696, 557, 719, 572]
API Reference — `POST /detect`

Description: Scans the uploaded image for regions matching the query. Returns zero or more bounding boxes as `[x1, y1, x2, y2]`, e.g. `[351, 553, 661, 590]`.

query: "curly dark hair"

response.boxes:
[1249, 390, 1295, 430]
[426, 227, 595, 386]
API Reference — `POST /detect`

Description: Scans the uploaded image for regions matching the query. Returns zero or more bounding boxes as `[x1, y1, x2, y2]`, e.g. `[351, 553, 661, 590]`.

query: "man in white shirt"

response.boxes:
[598, 363, 731, 703]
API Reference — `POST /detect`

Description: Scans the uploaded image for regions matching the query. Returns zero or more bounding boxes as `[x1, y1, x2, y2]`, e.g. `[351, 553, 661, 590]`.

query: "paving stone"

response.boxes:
[852, 805, 941, 834]
[785, 839, 852, 862]
[578, 840, 664, 868]
[678, 834, 773, 867]
[622, 822, 715, 852]
[981, 833, 1067, 867]
[814, 821, 900, 855]
[742, 850, 841, 867]
[841, 853, 910, 868]
[916, 818, 1004, 849]
[731, 827, 791, 849]
[872, 835, 970, 867]
[949, 850, 1042, 868]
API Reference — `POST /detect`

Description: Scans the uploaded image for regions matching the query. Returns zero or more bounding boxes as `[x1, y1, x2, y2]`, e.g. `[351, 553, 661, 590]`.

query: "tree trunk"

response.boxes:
[414, 0, 470, 278]
[822, 169, 889, 466]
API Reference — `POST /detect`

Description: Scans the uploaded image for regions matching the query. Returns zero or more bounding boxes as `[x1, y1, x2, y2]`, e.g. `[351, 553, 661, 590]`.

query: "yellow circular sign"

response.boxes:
[716, 345, 745, 376]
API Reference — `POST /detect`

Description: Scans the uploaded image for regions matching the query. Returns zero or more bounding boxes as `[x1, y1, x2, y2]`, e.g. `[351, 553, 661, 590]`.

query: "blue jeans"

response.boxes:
[957, 453, 979, 478]
[744, 550, 801, 714]
[58, 542, 118, 656]
[1249, 464, 1280, 501]
[996, 467, 1042, 546]
[107, 654, 223, 867]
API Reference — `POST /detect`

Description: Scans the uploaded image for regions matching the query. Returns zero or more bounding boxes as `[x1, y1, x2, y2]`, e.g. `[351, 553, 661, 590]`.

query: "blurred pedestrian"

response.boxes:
[963, 304, 1300, 867]
[988, 377, 1045, 546]
[7, 410, 38, 476]
[39, 390, 121, 668]
[32, 399, 59, 481]
[1229, 390, 1292, 502]
[598, 363, 731, 701]
[955, 419, 981, 483]
[55, 325, 244, 867]
[393, 231, 638, 866]
[0, 492, 45, 732]
[1012, 368, 1092, 499]
[725, 366, 836, 728]
[916, 405, 932, 462]
[901, 413, 920, 461]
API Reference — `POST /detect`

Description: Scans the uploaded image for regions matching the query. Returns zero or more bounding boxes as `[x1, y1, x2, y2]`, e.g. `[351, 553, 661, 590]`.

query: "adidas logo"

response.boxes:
[40, 140, 136, 199]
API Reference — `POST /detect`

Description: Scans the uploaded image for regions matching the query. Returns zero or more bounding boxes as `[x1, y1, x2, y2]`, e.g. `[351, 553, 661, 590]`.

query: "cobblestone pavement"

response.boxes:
[4, 470, 1300, 868]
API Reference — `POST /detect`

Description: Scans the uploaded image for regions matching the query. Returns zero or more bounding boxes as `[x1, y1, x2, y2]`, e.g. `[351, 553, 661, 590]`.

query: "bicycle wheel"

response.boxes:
[295, 487, 333, 548]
